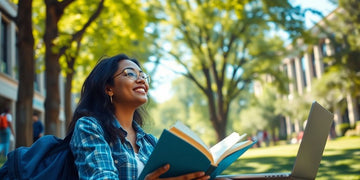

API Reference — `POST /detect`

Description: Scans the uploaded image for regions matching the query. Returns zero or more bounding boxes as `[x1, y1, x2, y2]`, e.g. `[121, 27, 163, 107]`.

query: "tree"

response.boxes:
[15, 0, 35, 146]
[149, 0, 306, 141]
[61, 0, 159, 128]
[43, 0, 104, 136]
[58, 0, 105, 128]
[149, 77, 215, 144]
[0, 0, 37, 146]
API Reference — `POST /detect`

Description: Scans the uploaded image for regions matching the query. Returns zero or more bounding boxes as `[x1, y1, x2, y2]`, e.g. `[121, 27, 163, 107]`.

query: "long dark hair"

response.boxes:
[67, 54, 147, 143]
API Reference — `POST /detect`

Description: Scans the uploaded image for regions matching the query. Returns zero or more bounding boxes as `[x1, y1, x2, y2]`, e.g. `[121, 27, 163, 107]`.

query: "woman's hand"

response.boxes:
[144, 164, 210, 180]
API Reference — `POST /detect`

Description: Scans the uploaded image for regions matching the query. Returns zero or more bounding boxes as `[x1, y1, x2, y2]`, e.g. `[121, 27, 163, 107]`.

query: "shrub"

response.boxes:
[336, 123, 350, 136]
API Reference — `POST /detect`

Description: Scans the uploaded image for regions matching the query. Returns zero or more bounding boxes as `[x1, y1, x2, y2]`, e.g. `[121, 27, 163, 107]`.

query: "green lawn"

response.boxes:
[222, 136, 360, 180]
[1, 137, 359, 179]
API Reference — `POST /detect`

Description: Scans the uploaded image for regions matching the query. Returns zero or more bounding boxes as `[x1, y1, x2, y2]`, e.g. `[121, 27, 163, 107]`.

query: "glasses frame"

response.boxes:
[113, 68, 150, 84]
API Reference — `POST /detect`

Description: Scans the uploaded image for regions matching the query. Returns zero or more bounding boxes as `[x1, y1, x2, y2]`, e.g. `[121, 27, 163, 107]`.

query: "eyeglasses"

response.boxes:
[113, 68, 150, 84]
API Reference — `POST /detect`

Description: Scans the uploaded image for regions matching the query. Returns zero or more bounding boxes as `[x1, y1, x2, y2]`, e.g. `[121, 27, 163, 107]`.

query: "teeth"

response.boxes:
[135, 88, 145, 93]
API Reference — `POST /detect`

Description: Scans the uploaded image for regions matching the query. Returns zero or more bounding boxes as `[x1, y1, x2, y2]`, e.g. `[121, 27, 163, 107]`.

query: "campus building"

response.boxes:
[254, 7, 360, 139]
[0, 1, 67, 149]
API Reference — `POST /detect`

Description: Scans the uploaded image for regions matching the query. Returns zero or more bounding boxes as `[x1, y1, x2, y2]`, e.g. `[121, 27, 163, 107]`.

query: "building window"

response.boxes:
[15, 32, 19, 79]
[320, 42, 327, 57]
[1, 18, 9, 74]
[34, 75, 39, 91]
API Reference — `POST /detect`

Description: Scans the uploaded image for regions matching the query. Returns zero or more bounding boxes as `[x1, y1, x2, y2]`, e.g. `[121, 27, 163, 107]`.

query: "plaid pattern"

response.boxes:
[70, 116, 156, 180]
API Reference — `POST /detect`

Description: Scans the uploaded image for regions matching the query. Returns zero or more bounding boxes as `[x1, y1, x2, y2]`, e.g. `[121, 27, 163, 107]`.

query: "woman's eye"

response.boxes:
[125, 70, 137, 78]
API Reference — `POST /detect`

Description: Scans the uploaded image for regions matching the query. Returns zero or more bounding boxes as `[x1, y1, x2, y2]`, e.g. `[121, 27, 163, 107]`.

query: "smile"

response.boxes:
[134, 87, 146, 94]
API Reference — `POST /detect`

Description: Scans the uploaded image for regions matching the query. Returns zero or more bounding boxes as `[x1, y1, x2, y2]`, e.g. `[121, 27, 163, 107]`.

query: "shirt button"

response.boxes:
[114, 160, 118, 164]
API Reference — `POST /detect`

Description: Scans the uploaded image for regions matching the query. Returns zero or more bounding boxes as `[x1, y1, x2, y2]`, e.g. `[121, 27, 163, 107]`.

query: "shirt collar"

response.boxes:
[112, 118, 146, 137]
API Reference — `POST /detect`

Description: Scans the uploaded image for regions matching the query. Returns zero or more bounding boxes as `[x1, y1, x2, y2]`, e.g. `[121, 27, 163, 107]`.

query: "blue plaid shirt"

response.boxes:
[70, 116, 157, 180]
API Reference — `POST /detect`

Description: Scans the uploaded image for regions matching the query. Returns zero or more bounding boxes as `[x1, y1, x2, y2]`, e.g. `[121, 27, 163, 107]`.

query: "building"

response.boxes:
[254, 7, 360, 139]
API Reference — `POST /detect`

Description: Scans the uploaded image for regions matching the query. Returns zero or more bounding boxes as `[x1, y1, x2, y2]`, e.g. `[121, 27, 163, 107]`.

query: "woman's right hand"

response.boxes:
[144, 164, 210, 180]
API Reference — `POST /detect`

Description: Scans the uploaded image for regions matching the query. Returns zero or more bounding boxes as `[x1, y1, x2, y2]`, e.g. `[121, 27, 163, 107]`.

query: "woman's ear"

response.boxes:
[105, 86, 114, 103]
[105, 86, 113, 96]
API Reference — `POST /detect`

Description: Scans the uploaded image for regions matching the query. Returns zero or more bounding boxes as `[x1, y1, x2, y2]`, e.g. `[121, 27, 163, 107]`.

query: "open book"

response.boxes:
[138, 121, 256, 179]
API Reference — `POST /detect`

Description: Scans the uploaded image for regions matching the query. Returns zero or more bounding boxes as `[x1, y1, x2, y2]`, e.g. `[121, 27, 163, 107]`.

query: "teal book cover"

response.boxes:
[138, 129, 212, 179]
[138, 129, 255, 179]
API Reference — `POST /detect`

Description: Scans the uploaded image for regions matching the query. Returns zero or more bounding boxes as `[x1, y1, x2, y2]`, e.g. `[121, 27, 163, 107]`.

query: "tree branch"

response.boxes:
[59, 0, 105, 56]
[58, 0, 75, 10]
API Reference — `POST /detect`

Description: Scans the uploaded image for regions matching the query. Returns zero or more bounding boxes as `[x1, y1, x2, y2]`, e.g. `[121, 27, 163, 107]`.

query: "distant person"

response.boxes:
[32, 113, 44, 142]
[263, 130, 270, 147]
[0, 108, 15, 157]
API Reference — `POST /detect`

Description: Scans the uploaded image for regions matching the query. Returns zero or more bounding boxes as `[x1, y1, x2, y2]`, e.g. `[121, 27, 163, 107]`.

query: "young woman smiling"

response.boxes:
[68, 54, 210, 180]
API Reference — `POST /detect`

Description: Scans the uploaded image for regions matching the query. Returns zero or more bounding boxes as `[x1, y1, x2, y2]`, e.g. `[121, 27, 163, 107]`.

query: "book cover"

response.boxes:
[138, 126, 255, 179]
[138, 129, 212, 179]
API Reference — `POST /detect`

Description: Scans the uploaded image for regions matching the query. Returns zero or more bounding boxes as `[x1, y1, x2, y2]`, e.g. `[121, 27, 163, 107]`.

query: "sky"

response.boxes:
[149, 0, 338, 103]
[293, 0, 337, 28]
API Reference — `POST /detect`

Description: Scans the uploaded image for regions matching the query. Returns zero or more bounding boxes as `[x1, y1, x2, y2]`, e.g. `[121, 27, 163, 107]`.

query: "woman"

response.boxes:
[68, 54, 210, 180]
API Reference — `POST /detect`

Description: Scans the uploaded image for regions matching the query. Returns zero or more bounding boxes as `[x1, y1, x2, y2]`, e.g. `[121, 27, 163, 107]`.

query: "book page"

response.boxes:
[169, 121, 214, 163]
[214, 140, 253, 165]
[210, 133, 247, 164]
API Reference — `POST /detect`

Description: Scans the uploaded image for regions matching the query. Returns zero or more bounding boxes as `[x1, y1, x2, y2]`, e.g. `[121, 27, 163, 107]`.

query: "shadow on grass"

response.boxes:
[221, 148, 360, 179]
[317, 148, 360, 178]
[223, 156, 296, 174]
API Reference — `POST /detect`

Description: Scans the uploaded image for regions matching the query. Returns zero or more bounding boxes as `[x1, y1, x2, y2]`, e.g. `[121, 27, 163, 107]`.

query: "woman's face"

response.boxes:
[108, 59, 149, 108]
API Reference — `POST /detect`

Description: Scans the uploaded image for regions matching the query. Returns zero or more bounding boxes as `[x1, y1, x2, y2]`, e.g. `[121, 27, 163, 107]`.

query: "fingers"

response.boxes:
[194, 172, 211, 180]
[144, 164, 210, 180]
[145, 164, 170, 180]
[166, 171, 210, 180]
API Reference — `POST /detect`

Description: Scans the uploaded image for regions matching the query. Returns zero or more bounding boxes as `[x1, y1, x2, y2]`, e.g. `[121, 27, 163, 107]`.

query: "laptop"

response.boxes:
[217, 101, 334, 180]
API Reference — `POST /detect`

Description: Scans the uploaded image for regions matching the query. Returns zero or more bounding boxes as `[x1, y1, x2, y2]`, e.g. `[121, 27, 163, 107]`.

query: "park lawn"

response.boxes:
[0, 137, 359, 179]
[221, 136, 360, 180]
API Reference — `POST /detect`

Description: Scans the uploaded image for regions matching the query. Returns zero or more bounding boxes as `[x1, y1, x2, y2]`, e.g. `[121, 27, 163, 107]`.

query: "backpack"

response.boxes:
[0, 134, 78, 180]
[0, 131, 157, 180]
[0, 114, 8, 129]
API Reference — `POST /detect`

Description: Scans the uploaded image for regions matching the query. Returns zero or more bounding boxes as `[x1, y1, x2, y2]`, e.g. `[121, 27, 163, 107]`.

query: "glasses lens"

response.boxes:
[124, 69, 138, 80]
[124, 69, 150, 84]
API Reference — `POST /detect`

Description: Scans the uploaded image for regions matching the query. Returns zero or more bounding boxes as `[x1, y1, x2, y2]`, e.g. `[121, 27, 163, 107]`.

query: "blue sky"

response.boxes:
[292, 0, 337, 28]
[149, 0, 338, 103]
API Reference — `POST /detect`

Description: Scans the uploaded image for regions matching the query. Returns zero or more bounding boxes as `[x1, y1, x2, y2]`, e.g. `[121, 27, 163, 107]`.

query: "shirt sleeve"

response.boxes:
[6, 114, 12, 122]
[70, 117, 118, 180]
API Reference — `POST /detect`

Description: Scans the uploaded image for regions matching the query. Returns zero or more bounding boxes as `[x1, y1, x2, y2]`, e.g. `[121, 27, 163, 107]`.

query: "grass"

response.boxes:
[0, 137, 359, 179]
[222, 136, 360, 180]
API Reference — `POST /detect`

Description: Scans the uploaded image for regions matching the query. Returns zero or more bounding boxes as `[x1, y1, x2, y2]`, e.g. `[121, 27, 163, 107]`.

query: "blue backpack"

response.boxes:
[0, 135, 78, 180]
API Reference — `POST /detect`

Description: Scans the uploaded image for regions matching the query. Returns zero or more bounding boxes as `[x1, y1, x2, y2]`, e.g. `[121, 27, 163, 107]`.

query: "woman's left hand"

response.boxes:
[144, 164, 210, 180]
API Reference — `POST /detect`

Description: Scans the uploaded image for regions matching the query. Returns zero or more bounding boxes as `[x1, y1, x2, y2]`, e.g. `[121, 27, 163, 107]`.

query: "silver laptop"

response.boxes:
[217, 101, 334, 180]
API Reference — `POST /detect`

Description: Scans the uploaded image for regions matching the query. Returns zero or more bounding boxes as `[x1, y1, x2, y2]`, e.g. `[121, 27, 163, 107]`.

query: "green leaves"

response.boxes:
[146, 0, 308, 139]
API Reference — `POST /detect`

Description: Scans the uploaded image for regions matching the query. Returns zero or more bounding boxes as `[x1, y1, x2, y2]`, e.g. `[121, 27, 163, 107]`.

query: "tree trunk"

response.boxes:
[346, 93, 359, 128]
[15, 0, 35, 147]
[62, 0, 104, 132]
[206, 90, 228, 142]
[44, 0, 65, 136]
[64, 56, 75, 130]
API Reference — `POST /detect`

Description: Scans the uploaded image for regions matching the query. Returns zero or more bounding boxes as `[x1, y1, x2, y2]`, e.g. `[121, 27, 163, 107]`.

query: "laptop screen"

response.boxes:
[216, 101, 334, 179]
[291, 101, 334, 179]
